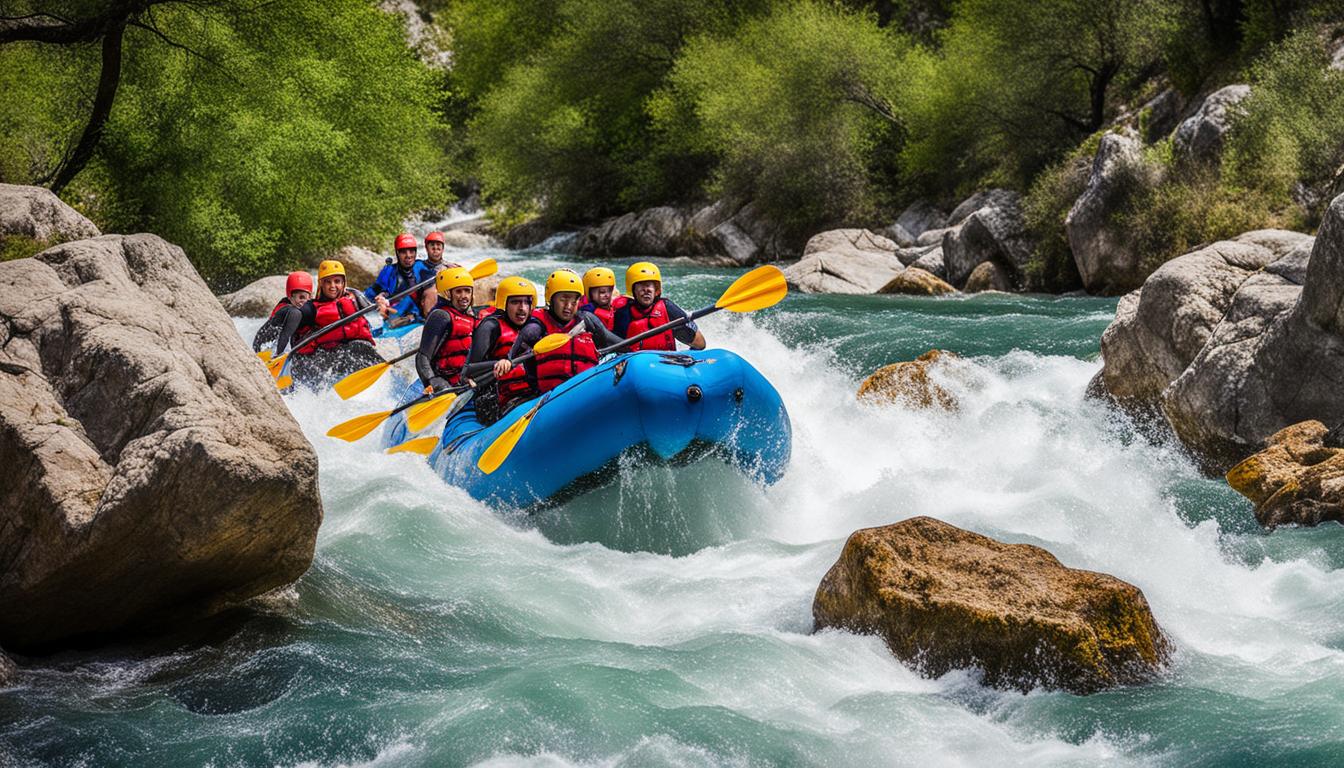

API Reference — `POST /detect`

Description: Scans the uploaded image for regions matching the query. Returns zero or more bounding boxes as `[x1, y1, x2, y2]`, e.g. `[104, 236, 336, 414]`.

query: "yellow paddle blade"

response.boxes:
[715, 264, 788, 313]
[275, 374, 293, 390]
[325, 408, 393, 442]
[477, 405, 538, 474]
[405, 392, 458, 433]
[333, 361, 390, 400]
[531, 332, 572, 356]
[386, 436, 440, 455]
[468, 258, 498, 280]
[267, 353, 289, 378]
[257, 349, 272, 363]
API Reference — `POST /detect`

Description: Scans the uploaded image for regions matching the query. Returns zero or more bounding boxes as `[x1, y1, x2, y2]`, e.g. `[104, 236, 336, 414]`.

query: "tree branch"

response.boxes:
[44, 18, 127, 193]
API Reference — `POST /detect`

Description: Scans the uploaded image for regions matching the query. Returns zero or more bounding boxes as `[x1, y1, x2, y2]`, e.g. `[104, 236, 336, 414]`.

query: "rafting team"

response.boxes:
[254, 232, 706, 426]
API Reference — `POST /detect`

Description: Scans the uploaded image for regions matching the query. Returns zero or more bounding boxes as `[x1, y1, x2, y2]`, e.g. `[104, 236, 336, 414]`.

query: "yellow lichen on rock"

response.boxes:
[856, 350, 959, 410]
[1226, 420, 1344, 528]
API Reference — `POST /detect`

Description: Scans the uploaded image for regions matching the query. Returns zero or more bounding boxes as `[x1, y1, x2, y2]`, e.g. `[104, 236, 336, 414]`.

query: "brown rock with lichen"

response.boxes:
[856, 350, 959, 410]
[1226, 420, 1344, 528]
[812, 517, 1170, 694]
[878, 267, 957, 296]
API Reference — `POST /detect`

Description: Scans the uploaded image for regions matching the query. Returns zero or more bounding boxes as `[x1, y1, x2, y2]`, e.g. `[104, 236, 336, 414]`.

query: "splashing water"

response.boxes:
[5, 250, 1344, 767]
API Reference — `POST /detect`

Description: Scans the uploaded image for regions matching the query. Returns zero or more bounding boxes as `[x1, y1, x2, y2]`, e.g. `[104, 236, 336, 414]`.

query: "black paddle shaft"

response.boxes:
[286, 274, 436, 354]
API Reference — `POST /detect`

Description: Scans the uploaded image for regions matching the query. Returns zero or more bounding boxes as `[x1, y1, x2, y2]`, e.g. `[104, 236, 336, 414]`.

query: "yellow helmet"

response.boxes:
[435, 266, 473, 294]
[582, 267, 616, 294]
[494, 276, 536, 310]
[317, 260, 346, 280]
[625, 261, 661, 291]
[545, 269, 584, 304]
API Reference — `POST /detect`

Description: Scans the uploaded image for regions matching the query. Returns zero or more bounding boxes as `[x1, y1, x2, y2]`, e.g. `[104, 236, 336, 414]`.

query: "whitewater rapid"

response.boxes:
[6, 248, 1344, 767]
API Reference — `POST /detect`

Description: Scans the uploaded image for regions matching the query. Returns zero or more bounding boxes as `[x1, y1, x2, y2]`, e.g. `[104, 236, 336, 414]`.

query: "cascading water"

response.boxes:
[5, 246, 1344, 767]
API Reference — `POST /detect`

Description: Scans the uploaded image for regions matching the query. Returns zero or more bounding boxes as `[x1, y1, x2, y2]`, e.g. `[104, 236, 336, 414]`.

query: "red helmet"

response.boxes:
[285, 271, 314, 295]
[394, 233, 417, 251]
[425, 231, 445, 245]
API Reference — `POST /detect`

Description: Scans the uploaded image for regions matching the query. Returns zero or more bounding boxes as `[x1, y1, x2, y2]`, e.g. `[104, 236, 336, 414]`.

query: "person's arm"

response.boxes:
[273, 301, 316, 354]
[509, 320, 545, 358]
[416, 309, 452, 389]
[461, 318, 502, 380]
[662, 300, 705, 349]
[366, 266, 396, 317]
[583, 312, 625, 349]
[611, 305, 631, 338]
[252, 311, 284, 352]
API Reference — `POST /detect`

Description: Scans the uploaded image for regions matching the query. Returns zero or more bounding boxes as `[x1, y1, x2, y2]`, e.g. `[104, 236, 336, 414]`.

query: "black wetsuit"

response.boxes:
[416, 301, 479, 390]
[272, 289, 374, 354]
[252, 304, 300, 352]
[611, 298, 701, 345]
[510, 310, 624, 393]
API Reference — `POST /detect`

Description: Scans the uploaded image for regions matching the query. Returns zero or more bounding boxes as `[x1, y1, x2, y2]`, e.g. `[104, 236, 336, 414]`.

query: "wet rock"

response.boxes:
[441, 230, 498, 249]
[878, 267, 957, 297]
[220, 274, 290, 318]
[0, 183, 99, 245]
[909, 246, 946, 279]
[0, 233, 322, 651]
[501, 217, 557, 250]
[575, 206, 689, 259]
[963, 261, 1013, 293]
[783, 229, 904, 294]
[942, 192, 1033, 288]
[856, 350, 959, 410]
[1174, 85, 1250, 166]
[0, 651, 14, 686]
[1226, 421, 1344, 528]
[812, 517, 1170, 694]
[1067, 132, 1161, 295]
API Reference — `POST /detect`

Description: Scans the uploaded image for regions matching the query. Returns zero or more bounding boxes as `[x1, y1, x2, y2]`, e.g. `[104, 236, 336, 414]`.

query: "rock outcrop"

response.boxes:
[1226, 421, 1344, 528]
[220, 274, 290, 317]
[942, 191, 1033, 289]
[856, 350, 960, 409]
[572, 200, 790, 266]
[1067, 132, 1160, 295]
[1173, 85, 1250, 166]
[0, 183, 99, 246]
[909, 246, 946, 279]
[1091, 205, 1344, 470]
[0, 223, 322, 651]
[878, 267, 957, 297]
[963, 261, 1013, 293]
[884, 201, 948, 247]
[328, 245, 384, 288]
[783, 229, 905, 294]
[813, 517, 1170, 694]
[575, 206, 688, 259]
[441, 230, 498, 250]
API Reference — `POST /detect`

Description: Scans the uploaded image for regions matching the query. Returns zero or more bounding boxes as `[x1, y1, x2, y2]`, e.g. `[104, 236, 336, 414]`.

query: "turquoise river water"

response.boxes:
[4, 245, 1344, 767]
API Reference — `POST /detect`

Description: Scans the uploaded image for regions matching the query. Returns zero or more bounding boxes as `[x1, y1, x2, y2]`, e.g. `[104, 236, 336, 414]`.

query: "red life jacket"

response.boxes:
[430, 305, 477, 385]
[584, 294, 627, 331]
[489, 316, 533, 405]
[533, 311, 599, 394]
[623, 298, 675, 351]
[297, 292, 373, 355]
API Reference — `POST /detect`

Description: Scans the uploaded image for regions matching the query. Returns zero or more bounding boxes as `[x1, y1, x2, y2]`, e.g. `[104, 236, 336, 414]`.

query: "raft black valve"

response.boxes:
[686, 384, 703, 402]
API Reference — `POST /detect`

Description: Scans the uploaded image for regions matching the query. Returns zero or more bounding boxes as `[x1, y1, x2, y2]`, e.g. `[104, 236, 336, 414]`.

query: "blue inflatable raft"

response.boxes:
[382, 349, 791, 509]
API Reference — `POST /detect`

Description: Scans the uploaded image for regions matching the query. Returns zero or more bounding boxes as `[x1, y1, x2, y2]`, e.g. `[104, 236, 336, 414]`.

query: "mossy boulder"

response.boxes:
[878, 267, 957, 296]
[1226, 420, 1344, 528]
[856, 350, 959, 410]
[812, 517, 1170, 694]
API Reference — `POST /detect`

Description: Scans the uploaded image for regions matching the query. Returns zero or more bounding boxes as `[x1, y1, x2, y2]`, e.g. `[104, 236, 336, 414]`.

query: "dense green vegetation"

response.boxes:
[3, 0, 1344, 287]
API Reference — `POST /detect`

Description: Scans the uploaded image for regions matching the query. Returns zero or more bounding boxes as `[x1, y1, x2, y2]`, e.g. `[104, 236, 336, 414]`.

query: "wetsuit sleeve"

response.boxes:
[416, 309, 452, 387]
[348, 289, 373, 310]
[274, 302, 316, 353]
[510, 320, 546, 358]
[662, 300, 699, 345]
[583, 312, 625, 350]
[461, 318, 501, 379]
[251, 311, 284, 352]
[612, 305, 632, 338]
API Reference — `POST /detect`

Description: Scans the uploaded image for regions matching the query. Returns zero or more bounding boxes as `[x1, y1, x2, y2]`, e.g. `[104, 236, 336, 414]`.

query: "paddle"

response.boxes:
[267, 257, 498, 384]
[476, 264, 787, 474]
[385, 436, 441, 455]
[333, 348, 415, 400]
[325, 332, 575, 443]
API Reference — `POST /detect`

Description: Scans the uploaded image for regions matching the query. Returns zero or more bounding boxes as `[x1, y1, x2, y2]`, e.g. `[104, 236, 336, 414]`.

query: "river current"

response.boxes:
[5, 245, 1344, 767]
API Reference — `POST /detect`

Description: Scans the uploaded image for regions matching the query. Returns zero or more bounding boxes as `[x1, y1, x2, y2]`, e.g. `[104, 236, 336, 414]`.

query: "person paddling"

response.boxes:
[253, 271, 314, 352]
[368, 233, 434, 326]
[612, 262, 706, 350]
[415, 266, 477, 393]
[511, 270, 623, 395]
[274, 260, 382, 356]
[422, 231, 460, 275]
[459, 276, 537, 426]
[579, 267, 627, 331]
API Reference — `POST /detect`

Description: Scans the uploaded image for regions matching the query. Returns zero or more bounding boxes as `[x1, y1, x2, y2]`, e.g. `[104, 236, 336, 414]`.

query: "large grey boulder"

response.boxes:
[1067, 132, 1161, 295]
[1173, 85, 1250, 166]
[884, 201, 948, 246]
[942, 192, 1033, 288]
[576, 206, 689, 259]
[325, 245, 384, 289]
[0, 232, 322, 651]
[947, 188, 1019, 227]
[909, 246, 946, 279]
[784, 229, 904, 294]
[440, 230, 498, 250]
[220, 274, 290, 317]
[0, 183, 99, 245]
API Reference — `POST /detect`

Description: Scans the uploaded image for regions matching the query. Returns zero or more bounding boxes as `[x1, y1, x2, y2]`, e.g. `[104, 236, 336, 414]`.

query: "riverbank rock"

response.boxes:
[884, 201, 948, 247]
[0, 183, 100, 247]
[441, 230, 498, 249]
[220, 274, 289, 317]
[942, 191, 1033, 289]
[0, 231, 322, 651]
[474, 273, 503, 309]
[569, 199, 792, 266]
[0, 651, 15, 686]
[812, 517, 1170, 694]
[856, 350, 959, 410]
[575, 206, 688, 258]
[783, 229, 904, 294]
[963, 261, 1013, 293]
[328, 245, 384, 288]
[909, 246, 947, 279]
[1067, 132, 1161, 295]
[1174, 85, 1250, 166]
[1226, 421, 1344, 528]
[878, 267, 957, 296]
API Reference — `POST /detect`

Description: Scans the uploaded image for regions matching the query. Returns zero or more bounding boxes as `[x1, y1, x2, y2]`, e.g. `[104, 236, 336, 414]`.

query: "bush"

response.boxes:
[655, 1, 908, 239]
[1023, 149, 1092, 292]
